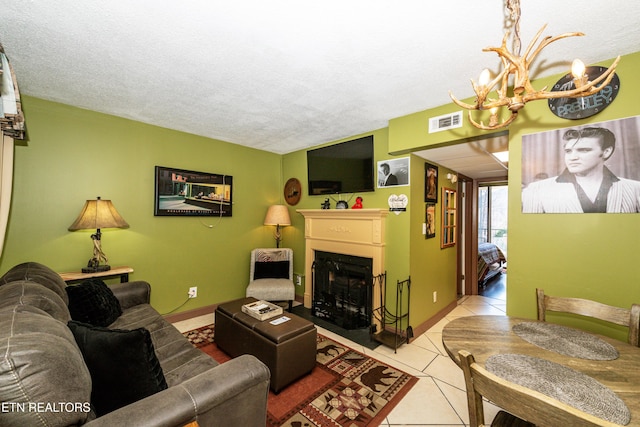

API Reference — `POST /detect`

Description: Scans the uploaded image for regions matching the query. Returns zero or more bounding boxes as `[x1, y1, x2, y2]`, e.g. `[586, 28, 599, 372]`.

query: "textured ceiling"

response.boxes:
[414, 134, 510, 180]
[1, 1, 639, 158]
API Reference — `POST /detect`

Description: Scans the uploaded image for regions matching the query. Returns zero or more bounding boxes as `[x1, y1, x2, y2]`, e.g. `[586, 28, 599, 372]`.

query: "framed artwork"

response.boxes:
[425, 163, 438, 202]
[521, 115, 640, 213]
[377, 157, 410, 188]
[425, 203, 436, 239]
[154, 166, 233, 216]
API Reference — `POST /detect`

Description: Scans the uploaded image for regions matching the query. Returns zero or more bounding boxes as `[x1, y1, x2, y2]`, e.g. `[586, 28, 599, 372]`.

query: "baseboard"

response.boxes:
[163, 303, 218, 323]
[409, 299, 458, 339]
[164, 295, 304, 323]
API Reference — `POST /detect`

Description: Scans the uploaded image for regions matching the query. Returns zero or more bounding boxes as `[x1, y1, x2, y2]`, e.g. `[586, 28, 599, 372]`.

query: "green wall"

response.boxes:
[1, 97, 282, 314]
[409, 156, 459, 326]
[3, 50, 639, 340]
[507, 53, 640, 340]
[283, 128, 463, 330]
[282, 128, 411, 304]
[389, 51, 640, 341]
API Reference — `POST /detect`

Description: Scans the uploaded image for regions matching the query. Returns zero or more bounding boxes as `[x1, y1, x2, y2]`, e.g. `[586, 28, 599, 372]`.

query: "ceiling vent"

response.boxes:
[428, 111, 462, 133]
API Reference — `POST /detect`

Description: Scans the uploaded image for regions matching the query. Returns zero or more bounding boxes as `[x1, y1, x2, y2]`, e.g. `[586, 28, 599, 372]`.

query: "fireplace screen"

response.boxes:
[312, 251, 373, 329]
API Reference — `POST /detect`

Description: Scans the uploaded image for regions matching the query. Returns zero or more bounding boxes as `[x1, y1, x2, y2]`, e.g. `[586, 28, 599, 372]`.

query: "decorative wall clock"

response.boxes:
[284, 178, 302, 206]
[548, 66, 620, 120]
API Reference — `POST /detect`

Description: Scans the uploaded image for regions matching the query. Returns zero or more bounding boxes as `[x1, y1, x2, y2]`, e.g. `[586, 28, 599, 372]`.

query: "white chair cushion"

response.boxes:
[246, 278, 295, 301]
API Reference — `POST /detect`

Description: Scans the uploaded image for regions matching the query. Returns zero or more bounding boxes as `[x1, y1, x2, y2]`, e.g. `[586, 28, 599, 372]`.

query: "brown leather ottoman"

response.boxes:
[215, 297, 317, 393]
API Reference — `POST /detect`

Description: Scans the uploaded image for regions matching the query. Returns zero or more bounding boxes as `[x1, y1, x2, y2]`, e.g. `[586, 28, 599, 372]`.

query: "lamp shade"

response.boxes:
[68, 197, 129, 231]
[263, 205, 291, 226]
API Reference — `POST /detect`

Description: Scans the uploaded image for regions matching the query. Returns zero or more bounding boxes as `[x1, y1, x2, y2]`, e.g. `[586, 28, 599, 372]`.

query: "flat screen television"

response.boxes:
[307, 135, 374, 195]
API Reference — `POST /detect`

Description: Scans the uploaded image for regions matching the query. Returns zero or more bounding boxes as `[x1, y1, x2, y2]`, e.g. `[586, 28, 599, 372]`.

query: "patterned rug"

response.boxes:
[183, 324, 418, 427]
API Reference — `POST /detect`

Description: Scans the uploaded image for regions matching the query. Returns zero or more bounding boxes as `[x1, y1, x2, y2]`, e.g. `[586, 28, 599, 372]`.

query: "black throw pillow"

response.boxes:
[68, 320, 168, 416]
[66, 278, 123, 327]
[253, 260, 289, 280]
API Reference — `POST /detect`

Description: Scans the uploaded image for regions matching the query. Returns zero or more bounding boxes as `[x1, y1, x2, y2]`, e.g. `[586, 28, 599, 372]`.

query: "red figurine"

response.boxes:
[352, 196, 363, 209]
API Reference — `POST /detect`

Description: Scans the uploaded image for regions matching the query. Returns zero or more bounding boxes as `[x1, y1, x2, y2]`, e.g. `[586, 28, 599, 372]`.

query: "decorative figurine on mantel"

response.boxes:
[321, 198, 331, 209]
[352, 196, 363, 209]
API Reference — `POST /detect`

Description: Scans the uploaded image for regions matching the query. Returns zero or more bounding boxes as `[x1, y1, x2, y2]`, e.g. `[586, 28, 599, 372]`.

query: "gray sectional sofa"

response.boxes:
[0, 262, 270, 427]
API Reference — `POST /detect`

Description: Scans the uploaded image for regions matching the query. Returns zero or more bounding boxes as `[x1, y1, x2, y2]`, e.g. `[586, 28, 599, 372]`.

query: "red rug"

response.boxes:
[183, 324, 418, 427]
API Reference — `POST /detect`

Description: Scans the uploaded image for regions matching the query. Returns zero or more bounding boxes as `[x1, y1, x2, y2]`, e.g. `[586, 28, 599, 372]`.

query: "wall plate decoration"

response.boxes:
[388, 194, 408, 215]
[284, 178, 302, 206]
[548, 66, 620, 120]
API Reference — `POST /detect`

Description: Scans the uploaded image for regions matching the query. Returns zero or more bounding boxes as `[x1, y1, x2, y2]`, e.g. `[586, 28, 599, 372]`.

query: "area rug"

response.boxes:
[183, 324, 418, 427]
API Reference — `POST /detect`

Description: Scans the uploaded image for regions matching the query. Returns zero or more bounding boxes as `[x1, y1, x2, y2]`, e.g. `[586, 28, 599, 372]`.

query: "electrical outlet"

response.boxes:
[188, 286, 198, 298]
[295, 274, 303, 286]
[433, 291, 437, 303]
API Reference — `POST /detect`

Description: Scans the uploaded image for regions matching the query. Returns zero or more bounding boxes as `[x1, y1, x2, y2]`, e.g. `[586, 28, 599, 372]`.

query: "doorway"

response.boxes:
[412, 132, 509, 299]
[478, 183, 508, 252]
[477, 182, 508, 300]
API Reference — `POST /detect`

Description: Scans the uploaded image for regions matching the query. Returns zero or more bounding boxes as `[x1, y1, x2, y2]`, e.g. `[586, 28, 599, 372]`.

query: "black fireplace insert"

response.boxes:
[311, 251, 373, 329]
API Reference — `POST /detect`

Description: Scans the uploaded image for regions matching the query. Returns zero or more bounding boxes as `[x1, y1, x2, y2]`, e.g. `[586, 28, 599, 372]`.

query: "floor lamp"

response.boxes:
[264, 205, 291, 248]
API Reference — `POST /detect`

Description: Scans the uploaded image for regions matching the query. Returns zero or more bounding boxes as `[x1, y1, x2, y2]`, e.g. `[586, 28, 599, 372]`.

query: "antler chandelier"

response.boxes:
[449, 0, 620, 130]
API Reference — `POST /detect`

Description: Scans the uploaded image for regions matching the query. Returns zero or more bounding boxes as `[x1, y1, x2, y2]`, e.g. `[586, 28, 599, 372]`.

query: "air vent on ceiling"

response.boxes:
[428, 111, 463, 133]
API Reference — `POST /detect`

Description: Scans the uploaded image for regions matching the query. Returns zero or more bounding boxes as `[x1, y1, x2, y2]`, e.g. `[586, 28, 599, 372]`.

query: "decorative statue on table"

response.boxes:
[352, 196, 363, 209]
[321, 198, 331, 209]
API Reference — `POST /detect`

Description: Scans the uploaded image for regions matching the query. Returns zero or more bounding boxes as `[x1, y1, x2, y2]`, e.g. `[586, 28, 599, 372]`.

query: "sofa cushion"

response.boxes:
[0, 281, 71, 323]
[0, 308, 92, 427]
[253, 260, 289, 280]
[68, 320, 168, 416]
[0, 261, 69, 304]
[109, 303, 219, 386]
[66, 278, 123, 327]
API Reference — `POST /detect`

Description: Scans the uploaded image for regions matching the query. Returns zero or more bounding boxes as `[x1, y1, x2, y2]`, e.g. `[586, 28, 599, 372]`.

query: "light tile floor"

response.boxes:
[172, 294, 507, 426]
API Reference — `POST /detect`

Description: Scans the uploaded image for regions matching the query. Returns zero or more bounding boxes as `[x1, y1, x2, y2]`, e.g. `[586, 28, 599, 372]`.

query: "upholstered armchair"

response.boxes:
[246, 248, 295, 311]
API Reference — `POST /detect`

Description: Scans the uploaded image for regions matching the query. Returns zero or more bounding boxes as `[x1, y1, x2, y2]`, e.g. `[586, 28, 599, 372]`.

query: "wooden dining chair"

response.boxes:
[536, 288, 640, 347]
[459, 350, 622, 427]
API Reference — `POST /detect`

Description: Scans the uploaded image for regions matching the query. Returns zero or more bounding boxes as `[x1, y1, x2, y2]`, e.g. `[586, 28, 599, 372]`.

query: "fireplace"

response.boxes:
[297, 209, 388, 332]
[312, 251, 373, 329]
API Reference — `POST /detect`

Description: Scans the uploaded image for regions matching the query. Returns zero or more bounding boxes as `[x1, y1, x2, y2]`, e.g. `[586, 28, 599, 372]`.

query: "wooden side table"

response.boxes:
[59, 266, 133, 284]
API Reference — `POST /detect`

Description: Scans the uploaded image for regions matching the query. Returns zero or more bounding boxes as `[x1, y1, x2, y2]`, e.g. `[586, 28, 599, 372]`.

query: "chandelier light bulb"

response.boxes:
[571, 58, 588, 89]
[571, 59, 586, 79]
[489, 107, 499, 127]
[478, 69, 491, 88]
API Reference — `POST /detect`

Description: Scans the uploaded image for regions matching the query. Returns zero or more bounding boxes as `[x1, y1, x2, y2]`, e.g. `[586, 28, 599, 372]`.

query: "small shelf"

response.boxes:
[58, 266, 133, 284]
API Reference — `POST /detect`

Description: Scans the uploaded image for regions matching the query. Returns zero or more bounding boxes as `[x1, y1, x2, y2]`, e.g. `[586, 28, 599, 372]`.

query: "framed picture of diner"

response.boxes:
[154, 166, 233, 217]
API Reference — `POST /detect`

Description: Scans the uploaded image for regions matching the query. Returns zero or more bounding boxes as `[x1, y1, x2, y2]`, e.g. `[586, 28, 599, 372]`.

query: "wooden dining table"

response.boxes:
[442, 315, 640, 426]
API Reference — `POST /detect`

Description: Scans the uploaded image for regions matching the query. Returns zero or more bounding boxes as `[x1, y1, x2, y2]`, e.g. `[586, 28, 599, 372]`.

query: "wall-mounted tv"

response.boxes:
[307, 135, 374, 195]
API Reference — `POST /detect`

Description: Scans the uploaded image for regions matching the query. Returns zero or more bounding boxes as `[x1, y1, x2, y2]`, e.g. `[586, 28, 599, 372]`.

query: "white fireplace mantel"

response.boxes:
[297, 209, 388, 315]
